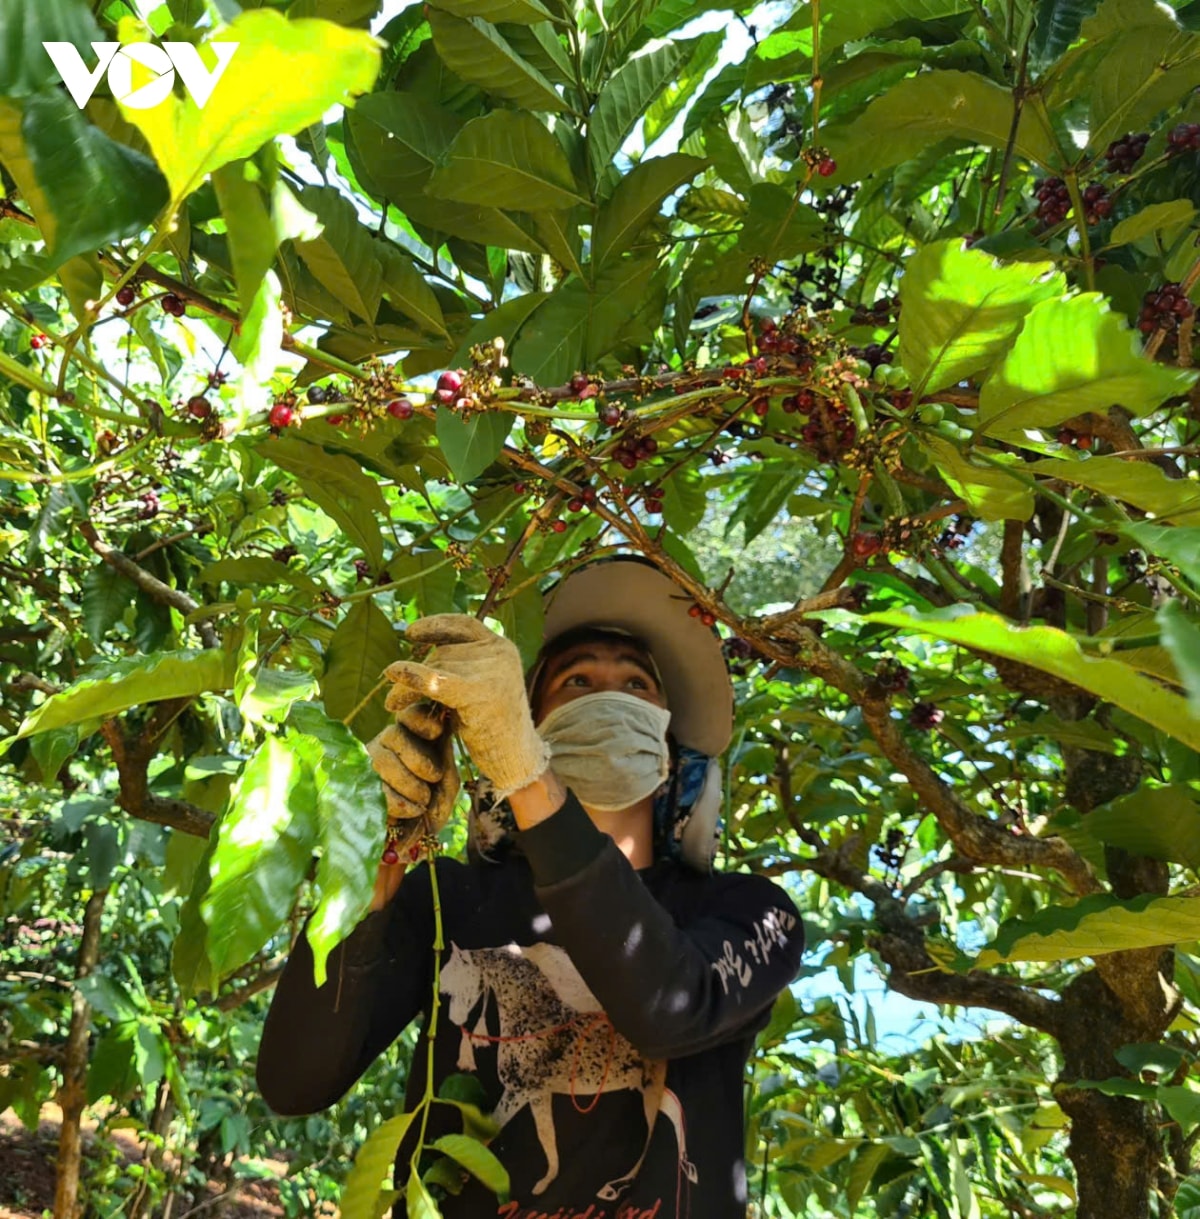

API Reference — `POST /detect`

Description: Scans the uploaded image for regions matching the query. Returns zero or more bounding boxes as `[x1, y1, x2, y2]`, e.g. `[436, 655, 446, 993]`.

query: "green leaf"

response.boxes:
[406, 1170, 443, 1219]
[196, 556, 323, 598]
[428, 0, 554, 22]
[58, 253, 103, 328]
[728, 462, 805, 543]
[824, 71, 1061, 183]
[588, 39, 694, 182]
[0, 91, 168, 267]
[450, 291, 549, 367]
[436, 408, 515, 484]
[240, 668, 321, 728]
[512, 257, 657, 386]
[1027, 455, 1200, 524]
[0, 0, 103, 97]
[14, 650, 230, 741]
[321, 600, 402, 742]
[295, 184, 383, 323]
[661, 465, 707, 535]
[120, 10, 380, 204]
[288, 704, 386, 986]
[30, 726, 78, 784]
[212, 161, 277, 319]
[735, 183, 826, 263]
[173, 830, 220, 999]
[376, 243, 447, 338]
[862, 605, 1200, 751]
[1123, 522, 1200, 586]
[978, 294, 1197, 436]
[1087, 784, 1200, 868]
[898, 240, 1066, 395]
[201, 734, 321, 982]
[339, 1111, 415, 1219]
[496, 577, 545, 670]
[1108, 199, 1197, 248]
[429, 1134, 509, 1198]
[1031, 0, 1100, 60]
[1159, 601, 1200, 717]
[978, 892, 1200, 967]
[81, 562, 137, 645]
[258, 435, 388, 565]
[643, 30, 725, 145]
[427, 8, 567, 112]
[427, 111, 586, 211]
[847, 1143, 892, 1214]
[918, 438, 1035, 522]
[592, 154, 706, 268]
[388, 549, 458, 614]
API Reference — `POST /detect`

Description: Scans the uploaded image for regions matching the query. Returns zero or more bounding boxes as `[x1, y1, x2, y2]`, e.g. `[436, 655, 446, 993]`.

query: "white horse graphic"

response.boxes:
[439, 941, 697, 1200]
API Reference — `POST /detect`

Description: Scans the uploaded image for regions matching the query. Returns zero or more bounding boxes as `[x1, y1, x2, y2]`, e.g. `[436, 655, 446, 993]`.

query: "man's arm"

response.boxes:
[256, 864, 434, 1116]
[516, 792, 804, 1060]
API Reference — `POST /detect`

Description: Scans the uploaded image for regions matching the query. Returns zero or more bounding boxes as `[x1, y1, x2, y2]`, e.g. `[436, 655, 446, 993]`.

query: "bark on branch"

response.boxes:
[78, 521, 220, 649]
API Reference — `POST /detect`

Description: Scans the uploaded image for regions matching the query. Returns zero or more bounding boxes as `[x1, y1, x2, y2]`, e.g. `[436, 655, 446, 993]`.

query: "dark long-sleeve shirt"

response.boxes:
[257, 792, 804, 1217]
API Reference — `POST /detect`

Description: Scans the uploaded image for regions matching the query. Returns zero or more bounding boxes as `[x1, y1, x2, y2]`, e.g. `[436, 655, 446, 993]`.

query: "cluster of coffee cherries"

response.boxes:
[723, 636, 757, 678]
[756, 318, 806, 356]
[1081, 183, 1113, 224]
[29, 333, 50, 350]
[161, 292, 186, 318]
[1104, 132, 1150, 172]
[1033, 177, 1072, 225]
[1056, 426, 1094, 450]
[1167, 122, 1200, 155]
[688, 603, 718, 627]
[1138, 282, 1195, 333]
[872, 659, 910, 696]
[797, 396, 856, 459]
[612, 435, 658, 470]
[272, 543, 298, 563]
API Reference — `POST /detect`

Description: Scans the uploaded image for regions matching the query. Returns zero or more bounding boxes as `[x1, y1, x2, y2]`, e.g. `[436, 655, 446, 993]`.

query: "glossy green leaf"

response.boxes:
[240, 668, 321, 728]
[120, 10, 380, 203]
[898, 240, 1065, 395]
[1122, 522, 1200, 586]
[1027, 455, 1200, 524]
[1108, 199, 1197, 248]
[428, 0, 553, 22]
[14, 650, 230, 741]
[735, 183, 826, 263]
[377, 243, 447, 337]
[863, 605, 1200, 751]
[918, 437, 1035, 522]
[978, 294, 1197, 436]
[321, 600, 402, 742]
[407, 1168, 442, 1219]
[588, 39, 694, 182]
[258, 435, 388, 566]
[427, 8, 567, 112]
[288, 704, 386, 986]
[201, 734, 321, 985]
[344, 92, 543, 250]
[0, 91, 168, 267]
[81, 562, 137, 645]
[825, 71, 1061, 182]
[1087, 784, 1200, 868]
[295, 184, 383, 323]
[197, 556, 323, 598]
[643, 30, 724, 146]
[30, 726, 79, 784]
[513, 209, 583, 277]
[1159, 600, 1200, 717]
[511, 257, 657, 386]
[212, 161, 276, 319]
[58, 253, 102, 328]
[340, 1111, 416, 1219]
[437, 408, 515, 484]
[978, 892, 1200, 967]
[1031, 0, 1100, 60]
[592, 154, 706, 267]
[388, 549, 458, 614]
[427, 111, 586, 211]
[449, 292, 549, 367]
[429, 1134, 510, 1197]
[0, 0, 103, 97]
[173, 829, 220, 999]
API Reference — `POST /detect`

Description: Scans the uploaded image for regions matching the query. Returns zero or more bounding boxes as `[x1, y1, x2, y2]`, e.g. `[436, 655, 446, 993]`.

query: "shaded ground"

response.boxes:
[0, 1104, 295, 1219]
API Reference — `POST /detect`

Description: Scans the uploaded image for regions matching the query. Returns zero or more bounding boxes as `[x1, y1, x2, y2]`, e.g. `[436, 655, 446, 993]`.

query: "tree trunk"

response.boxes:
[53, 886, 108, 1219]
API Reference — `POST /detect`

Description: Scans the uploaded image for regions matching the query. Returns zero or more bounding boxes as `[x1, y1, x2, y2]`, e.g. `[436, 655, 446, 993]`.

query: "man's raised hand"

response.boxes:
[383, 614, 550, 800]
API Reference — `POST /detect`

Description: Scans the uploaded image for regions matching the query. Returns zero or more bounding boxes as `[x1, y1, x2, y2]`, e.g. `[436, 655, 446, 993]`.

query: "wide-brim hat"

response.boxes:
[537, 558, 733, 757]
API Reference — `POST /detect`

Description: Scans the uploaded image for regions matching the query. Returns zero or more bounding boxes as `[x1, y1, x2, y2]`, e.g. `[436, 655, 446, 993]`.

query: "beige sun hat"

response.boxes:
[537, 557, 734, 757]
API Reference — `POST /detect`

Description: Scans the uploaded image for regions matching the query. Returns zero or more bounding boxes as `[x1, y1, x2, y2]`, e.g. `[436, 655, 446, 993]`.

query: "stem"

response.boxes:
[810, 0, 822, 145]
[1063, 170, 1096, 291]
[410, 859, 445, 1178]
[341, 676, 389, 728]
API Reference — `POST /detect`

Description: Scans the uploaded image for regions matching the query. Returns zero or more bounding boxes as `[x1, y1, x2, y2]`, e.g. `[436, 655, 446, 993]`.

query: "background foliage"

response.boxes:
[4, 0, 1200, 1215]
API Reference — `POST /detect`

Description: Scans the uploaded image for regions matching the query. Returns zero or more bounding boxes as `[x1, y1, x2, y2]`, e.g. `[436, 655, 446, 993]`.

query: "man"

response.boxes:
[257, 559, 804, 1217]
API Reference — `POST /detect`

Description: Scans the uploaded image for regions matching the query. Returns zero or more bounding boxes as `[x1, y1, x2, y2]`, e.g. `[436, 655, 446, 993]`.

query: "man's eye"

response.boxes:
[627, 676, 648, 689]
[563, 673, 590, 687]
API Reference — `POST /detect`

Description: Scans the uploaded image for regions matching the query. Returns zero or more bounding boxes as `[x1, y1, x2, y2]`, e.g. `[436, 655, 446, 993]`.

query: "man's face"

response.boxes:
[533, 639, 665, 725]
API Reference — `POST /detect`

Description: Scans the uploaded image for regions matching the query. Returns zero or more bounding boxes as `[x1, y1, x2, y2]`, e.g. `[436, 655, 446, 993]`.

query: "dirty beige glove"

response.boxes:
[384, 614, 550, 801]
[365, 703, 460, 850]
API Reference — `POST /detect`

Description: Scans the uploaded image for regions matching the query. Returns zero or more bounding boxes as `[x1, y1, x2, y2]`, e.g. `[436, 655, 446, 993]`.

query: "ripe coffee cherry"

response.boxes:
[137, 491, 159, 520]
[636, 436, 658, 458]
[817, 158, 837, 177]
[688, 604, 702, 618]
[328, 414, 346, 426]
[30, 333, 49, 350]
[581, 486, 597, 505]
[306, 385, 328, 404]
[1167, 122, 1200, 155]
[1033, 177, 1070, 226]
[700, 611, 717, 627]
[570, 373, 589, 394]
[161, 293, 186, 317]
[513, 482, 528, 495]
[851, 532, 882, 558]
[615, 447, 639, 470]
[207, 370, 227, 388]
[568, 497, 585, 512]
[354, 559, 371, 581]
[551, 519, 567, 533]
[597, 402, 622, 428]
[752, 400, 769, 418]
[1138, 282, 1195, 332]
[115, 285, 136, 307]
[1081, 182, 1113, 224]
[909, 702, 945, 731]
[186, 395, 212, 420]
[1104, 132, 1149, 172]
[269, 401, 294, 429]
[436, 369, 465, 403]
[387, 397, 415, 420]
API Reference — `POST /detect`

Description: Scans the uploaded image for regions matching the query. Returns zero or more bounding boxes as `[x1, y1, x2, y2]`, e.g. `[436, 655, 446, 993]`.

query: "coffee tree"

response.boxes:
[4, 0, 1200, 1215]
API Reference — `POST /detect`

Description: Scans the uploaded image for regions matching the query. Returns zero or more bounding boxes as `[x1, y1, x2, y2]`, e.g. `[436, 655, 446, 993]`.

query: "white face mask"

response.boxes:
[537, 691, 672, 812]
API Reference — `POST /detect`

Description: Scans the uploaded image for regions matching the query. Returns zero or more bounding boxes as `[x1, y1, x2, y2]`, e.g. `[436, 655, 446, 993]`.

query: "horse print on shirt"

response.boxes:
[439, 942, 698, 1200]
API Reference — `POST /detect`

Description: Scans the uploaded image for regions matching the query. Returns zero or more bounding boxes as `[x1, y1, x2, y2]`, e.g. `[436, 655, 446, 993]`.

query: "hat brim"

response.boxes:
[541, 560, 733, 756]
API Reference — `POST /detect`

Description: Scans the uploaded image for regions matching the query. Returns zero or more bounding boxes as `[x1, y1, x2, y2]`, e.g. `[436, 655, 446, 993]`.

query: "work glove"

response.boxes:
[383, 614, 550, 801]
[365, 702, 460, 858]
